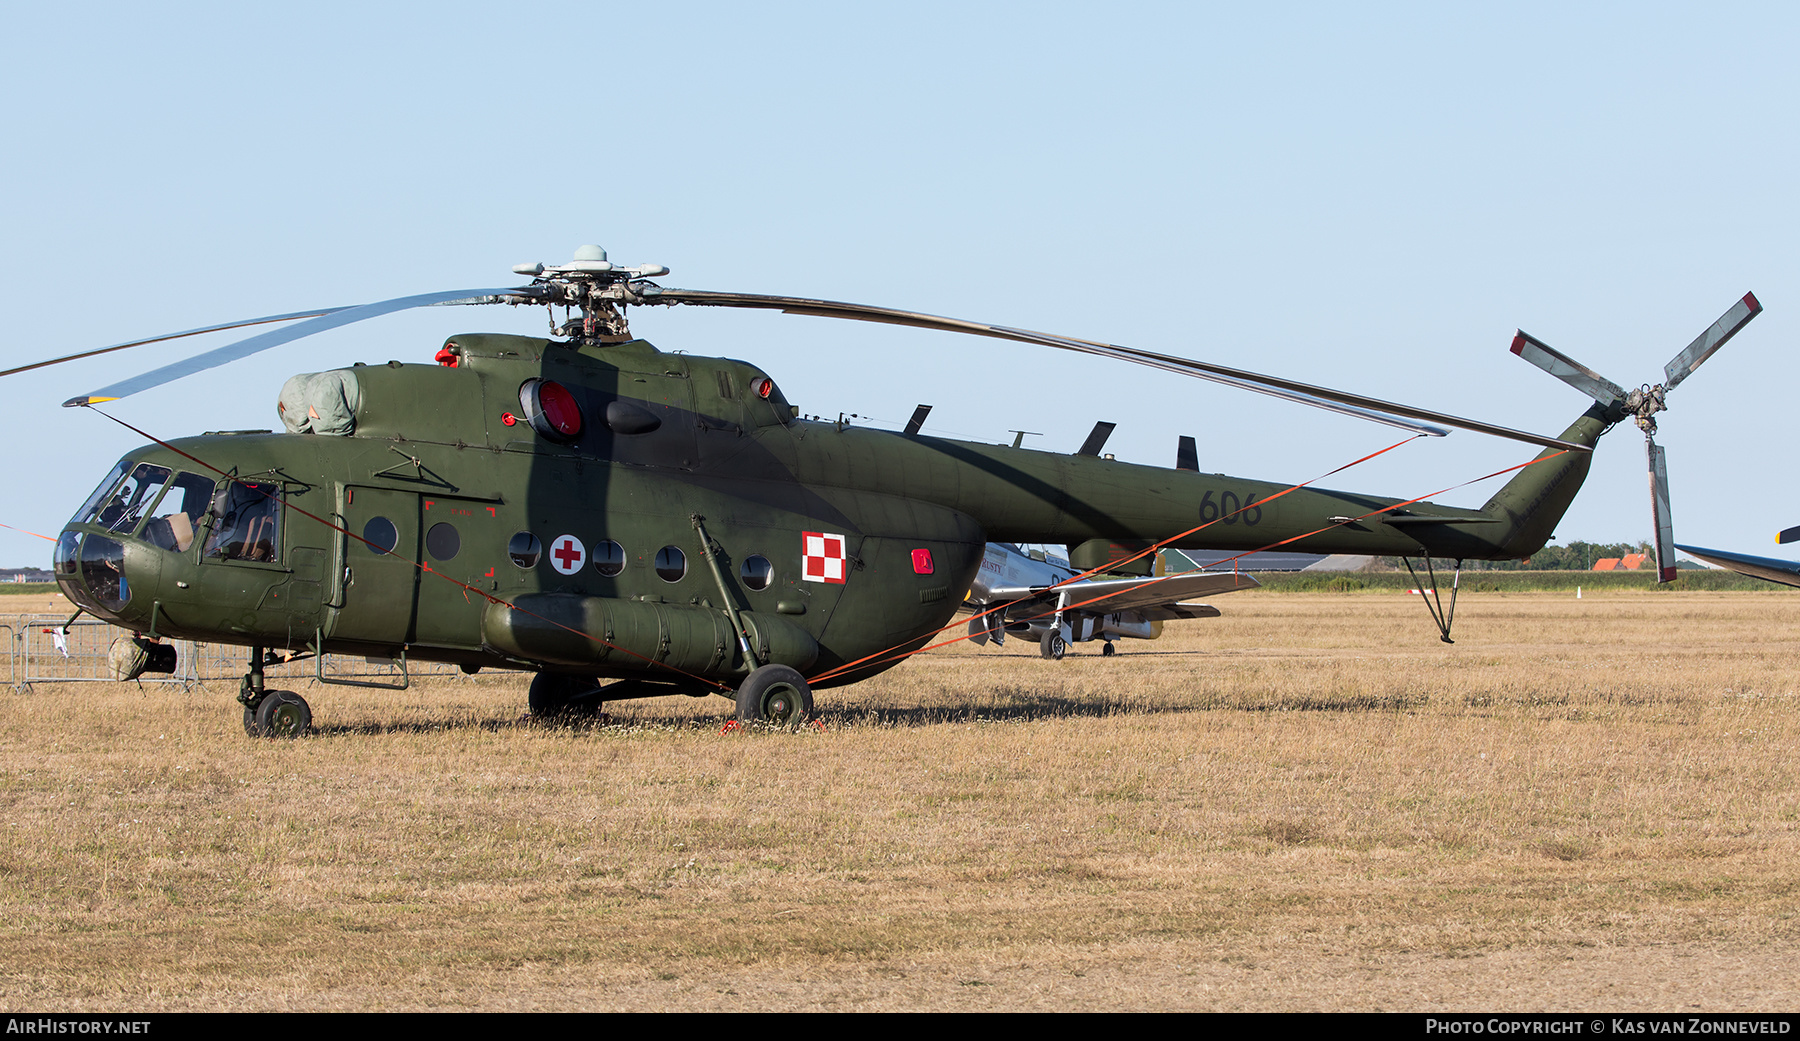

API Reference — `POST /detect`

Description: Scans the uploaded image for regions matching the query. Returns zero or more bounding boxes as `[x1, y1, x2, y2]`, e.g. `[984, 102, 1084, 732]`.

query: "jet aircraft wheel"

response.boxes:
[1102, 641, 1116, 657]
[736, 664, 814, 730]
[529, 672, 606, 719]
[249, 690, 312, 739]
[1040, 630, 1066, 660]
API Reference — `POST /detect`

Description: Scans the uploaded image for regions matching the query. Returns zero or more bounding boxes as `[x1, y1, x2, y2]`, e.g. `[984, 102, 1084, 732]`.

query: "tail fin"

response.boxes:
[1474, 402, 1614, 558]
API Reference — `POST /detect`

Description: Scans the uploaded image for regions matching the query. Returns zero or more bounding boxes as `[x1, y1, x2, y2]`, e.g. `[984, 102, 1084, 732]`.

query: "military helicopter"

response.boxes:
[22, 247, 1759, 736]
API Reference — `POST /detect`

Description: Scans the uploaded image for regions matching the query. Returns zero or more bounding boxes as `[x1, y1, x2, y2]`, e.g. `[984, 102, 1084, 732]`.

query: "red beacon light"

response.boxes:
[518, 379, 583, 440]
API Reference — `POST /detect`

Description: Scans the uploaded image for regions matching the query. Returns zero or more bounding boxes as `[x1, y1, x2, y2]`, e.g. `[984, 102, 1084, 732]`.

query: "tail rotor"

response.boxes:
[1509, 293, 1762, 582]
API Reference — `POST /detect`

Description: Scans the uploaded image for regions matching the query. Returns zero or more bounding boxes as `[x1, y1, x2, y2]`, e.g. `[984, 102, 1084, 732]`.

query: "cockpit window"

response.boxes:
[140, 472, 216, 553]
[203, 481, 282, 563]
[104, 464, 172, 535]
[71, 462, 131, 526]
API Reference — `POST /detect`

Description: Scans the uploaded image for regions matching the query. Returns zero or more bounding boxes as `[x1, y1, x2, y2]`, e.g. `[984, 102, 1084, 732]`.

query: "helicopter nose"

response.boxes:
[53, 529, 135, 619]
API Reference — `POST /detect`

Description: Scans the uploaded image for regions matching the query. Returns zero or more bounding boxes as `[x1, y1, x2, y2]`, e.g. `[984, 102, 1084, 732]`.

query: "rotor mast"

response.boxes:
[507, 245, 669, 345]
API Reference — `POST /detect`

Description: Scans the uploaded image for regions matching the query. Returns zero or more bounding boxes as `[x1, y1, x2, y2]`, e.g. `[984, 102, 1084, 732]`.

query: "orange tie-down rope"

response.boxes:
[86, 407, 738, 693]
[806, 442, 1570, 686]
[0, 521, 56, 541]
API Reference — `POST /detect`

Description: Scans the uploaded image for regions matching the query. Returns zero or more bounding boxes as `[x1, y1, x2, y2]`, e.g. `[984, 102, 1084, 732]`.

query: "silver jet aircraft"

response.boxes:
[963, 542, 1259, 659]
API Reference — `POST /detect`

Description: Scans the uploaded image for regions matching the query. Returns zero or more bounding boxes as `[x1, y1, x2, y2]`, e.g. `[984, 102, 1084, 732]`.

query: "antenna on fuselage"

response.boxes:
[1076, 421, 1116, 457]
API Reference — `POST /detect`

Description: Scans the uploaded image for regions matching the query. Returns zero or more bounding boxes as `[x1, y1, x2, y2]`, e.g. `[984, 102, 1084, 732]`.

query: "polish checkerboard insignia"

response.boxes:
[802, 531, 847, 584]
[549, 534, 586, 575]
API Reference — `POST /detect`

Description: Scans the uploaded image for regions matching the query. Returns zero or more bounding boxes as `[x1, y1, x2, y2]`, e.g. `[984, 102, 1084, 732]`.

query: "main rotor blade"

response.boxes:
[1778, 525, 1800, 546]
[63, 287, 524, 407]
[1663, 292, 1761, 391]
[0, 307, 350, 381]
[1508, 331, 1629, 406]
[649, 288, 1589, 451]
[1648, 439, 1676, 582]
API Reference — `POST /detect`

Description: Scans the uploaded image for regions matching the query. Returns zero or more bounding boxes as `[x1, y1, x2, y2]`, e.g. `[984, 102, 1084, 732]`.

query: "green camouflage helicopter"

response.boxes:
[25, 247, 1760, 735]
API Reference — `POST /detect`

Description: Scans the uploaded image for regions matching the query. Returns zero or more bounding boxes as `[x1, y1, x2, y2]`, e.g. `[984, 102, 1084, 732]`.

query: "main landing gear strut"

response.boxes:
[237, 644, 312, 738]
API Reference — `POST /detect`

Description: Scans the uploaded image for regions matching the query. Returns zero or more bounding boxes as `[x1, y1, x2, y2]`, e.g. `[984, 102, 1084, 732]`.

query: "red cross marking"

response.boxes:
[550, 535, 586, 575]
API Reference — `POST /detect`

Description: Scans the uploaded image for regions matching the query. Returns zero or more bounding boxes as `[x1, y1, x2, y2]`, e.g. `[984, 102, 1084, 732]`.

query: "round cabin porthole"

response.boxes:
[508, 531, 542, 568]
[593, 539, 625, 577]
[426, 522, 460, 561]
[740, 554, 773, 591]
[364, 517, 398, 555]
[655, 545, 686, 583]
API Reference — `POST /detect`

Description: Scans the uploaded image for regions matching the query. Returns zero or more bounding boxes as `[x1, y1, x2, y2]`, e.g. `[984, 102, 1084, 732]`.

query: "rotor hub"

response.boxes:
[1623, 383, 1667, 436]
[510, 246, 671, 344]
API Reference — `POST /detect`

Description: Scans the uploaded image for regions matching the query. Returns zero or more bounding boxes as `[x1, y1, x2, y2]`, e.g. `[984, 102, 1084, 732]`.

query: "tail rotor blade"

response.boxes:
[1648, 439, 1677, 582]
[1664, 292, 1761, 391]
[1510, 331, 1629, 406]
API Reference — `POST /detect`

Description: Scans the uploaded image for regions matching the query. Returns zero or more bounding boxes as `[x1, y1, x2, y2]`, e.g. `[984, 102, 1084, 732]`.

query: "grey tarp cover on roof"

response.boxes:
[277, 370, 361, 435]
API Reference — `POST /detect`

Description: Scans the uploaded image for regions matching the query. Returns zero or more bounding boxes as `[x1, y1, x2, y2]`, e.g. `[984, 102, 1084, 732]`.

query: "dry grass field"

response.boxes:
[1, 589, 1797, 1011]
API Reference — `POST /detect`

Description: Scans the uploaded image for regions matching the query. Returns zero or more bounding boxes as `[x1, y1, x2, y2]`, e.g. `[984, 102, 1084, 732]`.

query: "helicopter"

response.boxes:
[25, 246, 1760, 736]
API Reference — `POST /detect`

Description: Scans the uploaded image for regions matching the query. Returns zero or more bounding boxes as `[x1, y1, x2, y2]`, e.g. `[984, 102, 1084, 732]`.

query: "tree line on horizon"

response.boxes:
[1378, 540, 1675, 572]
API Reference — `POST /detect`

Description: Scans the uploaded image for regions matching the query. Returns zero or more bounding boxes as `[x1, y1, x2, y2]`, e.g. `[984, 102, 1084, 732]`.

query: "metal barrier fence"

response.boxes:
[3, 615, 465, 691]
[0, 625, 14, 688]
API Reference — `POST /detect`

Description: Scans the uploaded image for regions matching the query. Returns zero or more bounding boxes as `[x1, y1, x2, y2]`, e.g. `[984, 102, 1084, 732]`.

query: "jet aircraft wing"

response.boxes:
[981, 570, 1260, 612]
[1675, 544, 1800, 589]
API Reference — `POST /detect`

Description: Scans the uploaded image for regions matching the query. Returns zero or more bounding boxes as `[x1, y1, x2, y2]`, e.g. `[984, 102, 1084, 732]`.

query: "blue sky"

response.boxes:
[2, 3, 1794, 566]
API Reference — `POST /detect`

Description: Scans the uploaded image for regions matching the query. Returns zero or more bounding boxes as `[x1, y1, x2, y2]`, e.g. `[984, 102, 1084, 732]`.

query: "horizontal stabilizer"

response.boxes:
[1380, 514, 1504, 526]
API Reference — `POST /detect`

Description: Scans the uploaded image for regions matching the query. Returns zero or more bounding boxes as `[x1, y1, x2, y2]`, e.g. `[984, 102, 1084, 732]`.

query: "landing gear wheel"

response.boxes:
[1040, 630, 1067, 660]
[529, 672, 605, 719]
[736, 664, 814, 729]
[248, 690, 311, 738]
[1102, 641, 1116, 657]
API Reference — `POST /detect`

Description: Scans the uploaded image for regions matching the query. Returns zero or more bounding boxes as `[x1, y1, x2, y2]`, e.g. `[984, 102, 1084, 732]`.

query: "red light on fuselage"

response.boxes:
[518, 378, 583, 442]
[537, 381, 582, 437]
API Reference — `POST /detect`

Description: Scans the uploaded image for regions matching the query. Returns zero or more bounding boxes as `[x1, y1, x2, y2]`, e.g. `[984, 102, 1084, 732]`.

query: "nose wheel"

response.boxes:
[236, 644, 313, 738]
